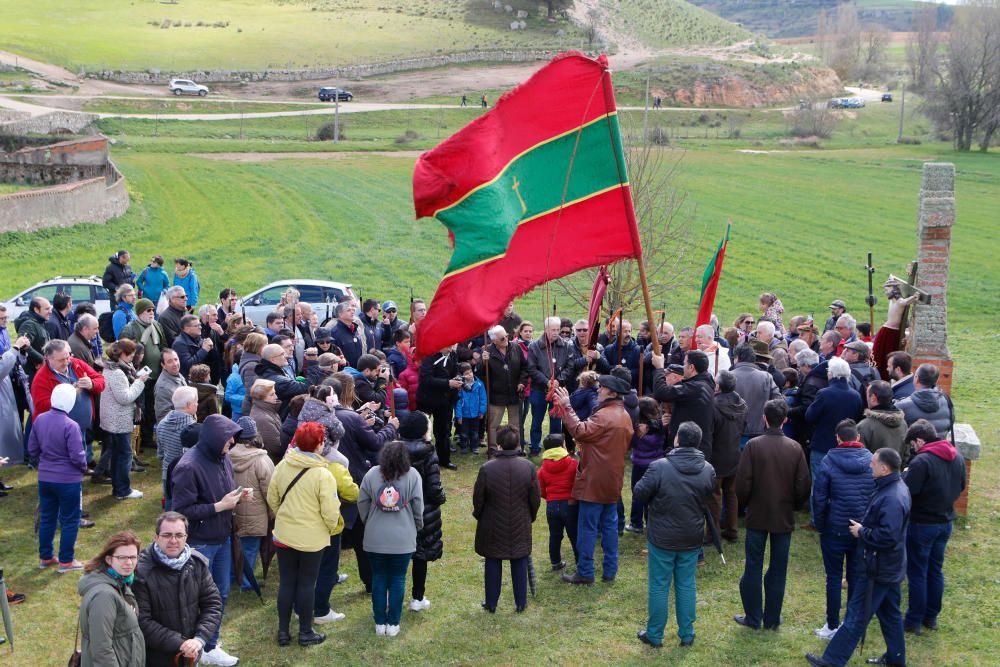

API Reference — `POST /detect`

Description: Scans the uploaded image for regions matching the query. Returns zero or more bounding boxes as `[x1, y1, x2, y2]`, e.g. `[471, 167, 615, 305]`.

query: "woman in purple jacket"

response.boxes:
[28, 383, 89, 573]
[625, 397, 668, 534]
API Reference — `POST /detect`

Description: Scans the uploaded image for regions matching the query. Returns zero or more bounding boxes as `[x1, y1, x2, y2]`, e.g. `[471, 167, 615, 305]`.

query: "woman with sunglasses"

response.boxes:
[78, 531, 146, 666]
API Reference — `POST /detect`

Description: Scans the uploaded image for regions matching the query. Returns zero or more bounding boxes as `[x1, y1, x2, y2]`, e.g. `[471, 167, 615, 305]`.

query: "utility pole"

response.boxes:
[334, 97, 340, 143]
[643, 70, 650, 144]
[239, 111, 244, 140]
[897, 81, 906, 143]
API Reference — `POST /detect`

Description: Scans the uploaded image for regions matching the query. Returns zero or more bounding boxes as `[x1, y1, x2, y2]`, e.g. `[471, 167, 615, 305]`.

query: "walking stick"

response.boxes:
[483, 330, 492, 453]
[865, 252, 877, 335]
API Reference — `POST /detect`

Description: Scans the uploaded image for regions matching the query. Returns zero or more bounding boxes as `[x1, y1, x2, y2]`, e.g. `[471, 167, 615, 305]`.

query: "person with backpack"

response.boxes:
[357, 440, 424, 637]
[102, 250, 135, 309]
[111, 285, 138, 340]
[135, 255, 171, 307]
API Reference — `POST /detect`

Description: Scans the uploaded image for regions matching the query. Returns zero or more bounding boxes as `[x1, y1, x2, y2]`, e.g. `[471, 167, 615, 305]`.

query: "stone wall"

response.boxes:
[87, 49, 559, 84]
[0, 111, 99, 135]
[0, 170, 129, 233]
[0, 137, 111, 186]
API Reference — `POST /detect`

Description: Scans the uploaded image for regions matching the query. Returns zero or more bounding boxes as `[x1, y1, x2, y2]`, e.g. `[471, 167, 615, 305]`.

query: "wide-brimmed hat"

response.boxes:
[314, 328, 333, 343]
[597, 374, 631, 394]
[829, 299, 847, 310]
[751, 339, 773, 361]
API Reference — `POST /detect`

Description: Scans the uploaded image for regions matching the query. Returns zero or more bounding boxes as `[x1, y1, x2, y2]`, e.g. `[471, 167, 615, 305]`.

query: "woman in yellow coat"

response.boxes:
[266, 422, 340, 648]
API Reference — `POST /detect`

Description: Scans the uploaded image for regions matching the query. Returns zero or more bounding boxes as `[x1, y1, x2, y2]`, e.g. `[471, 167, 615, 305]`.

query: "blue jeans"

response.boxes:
[484, 556, 528, 610]
[38, 481, 82, 563]
[239, 536, 262, 591]
[367, 551, 412, 626]
[313, 534, 343, 617]
[739, 528, 791, 628]
[823, 578, 905, 667]
[108, 431, 133, 498]
[645, 543, 699, 645]
[528, 390, 561, 454]
[190, 538, 231, 650]
[575, 500, 619, 581]
[629, 463, 650, 529]
[545, 500, 578, 566]
[457, 417, 481, 451]
[820, 532, 862, 629]
[905, 521, 952, 628]
[809, 449, 827, 524]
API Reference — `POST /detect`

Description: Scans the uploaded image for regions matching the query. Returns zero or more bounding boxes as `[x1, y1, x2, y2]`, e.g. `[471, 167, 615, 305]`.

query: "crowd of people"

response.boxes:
[0, 251, 969, 666]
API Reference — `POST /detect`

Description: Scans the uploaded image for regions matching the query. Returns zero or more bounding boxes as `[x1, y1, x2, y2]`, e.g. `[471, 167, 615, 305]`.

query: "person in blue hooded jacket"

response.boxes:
[806, 447, 911, 667]
[811, 419, 874, 640]
[172, 258, 200, 309]
[170, 414, 246, 666]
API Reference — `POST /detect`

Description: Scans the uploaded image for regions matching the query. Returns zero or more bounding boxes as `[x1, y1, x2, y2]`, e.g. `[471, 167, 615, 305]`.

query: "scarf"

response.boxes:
[153, 543, 193, 571]
[106, 566, 135, 586]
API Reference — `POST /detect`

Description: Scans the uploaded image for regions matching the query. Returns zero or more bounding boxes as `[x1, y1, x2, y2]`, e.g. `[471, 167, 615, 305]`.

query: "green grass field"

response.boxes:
[80, 98, 329, 115]
[0, 0, 586, 73]
[1, 102, 998, 665]
[597, 0, 753, 47]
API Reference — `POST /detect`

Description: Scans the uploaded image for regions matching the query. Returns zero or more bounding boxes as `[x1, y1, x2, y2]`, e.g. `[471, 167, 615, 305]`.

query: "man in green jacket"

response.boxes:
[121, 299, 166, 459]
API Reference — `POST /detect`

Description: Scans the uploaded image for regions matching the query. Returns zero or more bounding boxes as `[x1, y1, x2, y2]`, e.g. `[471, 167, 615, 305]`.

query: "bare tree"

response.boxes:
[859, 25, 890, 81]
[925, 1, 1000, 151]
[554, 116, 696, 319]
[816, 8, 831, 65]
[828, 3, 862, 81]
[905, 5, 941, 93]
[545, 0, 571, 20]
[787, 105, 840, 139]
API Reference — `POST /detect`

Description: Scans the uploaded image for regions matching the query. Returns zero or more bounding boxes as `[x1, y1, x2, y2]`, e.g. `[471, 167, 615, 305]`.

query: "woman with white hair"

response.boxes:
[803, 356, 864, 527]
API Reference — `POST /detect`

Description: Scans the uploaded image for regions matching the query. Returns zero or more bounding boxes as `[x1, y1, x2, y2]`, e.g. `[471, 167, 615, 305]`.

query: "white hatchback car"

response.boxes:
[238, 279, 354, 326]
[169, 78, 209, 96]
[1, 276, 111, 320]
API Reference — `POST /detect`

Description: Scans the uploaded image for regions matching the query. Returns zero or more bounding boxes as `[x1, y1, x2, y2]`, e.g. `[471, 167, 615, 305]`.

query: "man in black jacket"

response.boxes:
[482, 325, 528, 452]
[255, 344, 309, 415]
[44, 292, 73, 341]
[102, 250, 135, 308]
[355, 353, 389, 410]
[633, 421, 716, 648]
[807, 447, 911, 667]
[650, 349, 715, 459]
[526, 317, 578, 456]
[901, 419, 966, 635]
[172, 315, 213, 379]
[710, 370, 747, 542]
[134, 511, 223, 667]
[416, 345, 462, 469]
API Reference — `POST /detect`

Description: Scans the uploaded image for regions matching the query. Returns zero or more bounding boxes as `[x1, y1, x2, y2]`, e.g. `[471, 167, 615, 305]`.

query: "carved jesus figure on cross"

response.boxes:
[511, 176, 527, 215]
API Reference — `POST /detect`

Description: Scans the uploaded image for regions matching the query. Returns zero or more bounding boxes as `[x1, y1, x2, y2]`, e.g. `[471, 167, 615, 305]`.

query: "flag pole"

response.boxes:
[599, 63, 660, 355]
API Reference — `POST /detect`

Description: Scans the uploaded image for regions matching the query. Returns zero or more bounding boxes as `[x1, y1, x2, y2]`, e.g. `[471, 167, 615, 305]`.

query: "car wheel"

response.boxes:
[198, 90, 207, 97]
[173, 89, 181, 96]
[346, 95, 353, 101]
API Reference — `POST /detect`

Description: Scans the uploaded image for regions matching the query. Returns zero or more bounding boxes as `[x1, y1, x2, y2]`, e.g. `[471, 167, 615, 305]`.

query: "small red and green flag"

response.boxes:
[412, 51, 641, 357]
[695, 222, 732, 328]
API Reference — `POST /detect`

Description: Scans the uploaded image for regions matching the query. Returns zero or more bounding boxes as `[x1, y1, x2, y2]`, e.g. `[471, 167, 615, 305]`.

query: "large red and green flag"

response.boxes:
[695, 222, 732, 328]
[412, 51, 641, 357]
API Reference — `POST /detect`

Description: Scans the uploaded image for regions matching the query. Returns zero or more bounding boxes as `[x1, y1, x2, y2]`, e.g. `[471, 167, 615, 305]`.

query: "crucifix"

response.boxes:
[511, 176, 527, 215]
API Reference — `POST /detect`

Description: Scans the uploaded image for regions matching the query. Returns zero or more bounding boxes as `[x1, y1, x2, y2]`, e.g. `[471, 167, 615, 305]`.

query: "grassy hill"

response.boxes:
[1, 104, 998, 664]
[688, 0, 955, 38]
[594, 0, 754, 47]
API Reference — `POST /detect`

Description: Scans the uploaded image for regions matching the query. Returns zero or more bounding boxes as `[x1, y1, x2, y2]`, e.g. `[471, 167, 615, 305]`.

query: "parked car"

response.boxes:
[238, 279, 354, 326]
[2, 276, 110, 320]
[844, 97, 866, 109]
[169, 79, 209, 96]
[318, 87, 353, 102]
[827, 98, 846, 109]
[881, 93, 893, 102]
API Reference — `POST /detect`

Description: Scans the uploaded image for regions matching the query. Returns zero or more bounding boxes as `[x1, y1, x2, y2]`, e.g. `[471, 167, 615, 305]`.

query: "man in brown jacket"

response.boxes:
[553, 375, 634, 585]
[734, 398, 810, 631]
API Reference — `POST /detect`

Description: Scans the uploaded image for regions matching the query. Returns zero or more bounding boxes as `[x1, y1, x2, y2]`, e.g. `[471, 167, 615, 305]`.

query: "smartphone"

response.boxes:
[233, 486, 244, 496]
[139, 366, 152, 376]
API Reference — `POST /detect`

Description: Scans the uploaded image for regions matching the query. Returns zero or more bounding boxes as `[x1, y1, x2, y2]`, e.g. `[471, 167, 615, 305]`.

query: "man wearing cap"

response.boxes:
[843, 340, 878, 400]
[797, 323, 821, 354]
[122, 299, 168, 456]
[824, 300, 847, 333]
[751, 339, 786, 391]
[376, 300, 406, 351]
[553, 373, 633, 585]
[170, 414, 248, 667]
[155, 386, 198, 510]
[730, 343, 781, 448]
[650, 349, 715, 458]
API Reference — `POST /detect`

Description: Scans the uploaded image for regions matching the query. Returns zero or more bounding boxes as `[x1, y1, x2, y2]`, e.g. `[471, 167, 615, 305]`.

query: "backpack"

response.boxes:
[98, 311, 115, 343]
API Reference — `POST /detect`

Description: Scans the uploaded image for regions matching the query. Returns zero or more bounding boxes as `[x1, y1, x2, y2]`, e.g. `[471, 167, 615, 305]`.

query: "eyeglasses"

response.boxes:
[111, 555, 139, 562]
[574, 328, 588, 332]
[386, 309, 397, 313]
[158, 532, 187, 540]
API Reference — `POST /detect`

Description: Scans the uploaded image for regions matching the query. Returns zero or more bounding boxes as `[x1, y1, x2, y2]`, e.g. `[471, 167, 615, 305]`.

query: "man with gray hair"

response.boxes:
[833, 314, 857, 357]
[198, 304, 226, 385]
[819, 330, 841, 363]
[526, 316, 578, 456]
[788, 348, 827, 448]
[154, 386, 198, 510]
[154, 348, 188, 421]
[111, 284, 138, 339]
[330, 301, 365, 368]
[754, 320, 786, 353]
[566, 318, 609, 392]
[696, 323, 731, 376]
[482, 324, 528, 452]
[159, 285, 189, 347]
[68, 314, 102, 370]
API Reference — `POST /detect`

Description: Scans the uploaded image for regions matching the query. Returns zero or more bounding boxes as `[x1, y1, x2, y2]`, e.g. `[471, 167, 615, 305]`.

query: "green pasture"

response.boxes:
[80, 98, 329, 115]
[596, 0, 753, 47]
[0, 0, 585, 73]
[1, 104, 998, 665]
[0, 182, 38, 195]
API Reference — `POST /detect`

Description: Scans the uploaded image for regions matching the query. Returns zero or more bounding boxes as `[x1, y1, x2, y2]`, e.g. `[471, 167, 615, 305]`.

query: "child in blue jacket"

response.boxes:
[454, 362, 487, 453]
[225, 362, 246, 422]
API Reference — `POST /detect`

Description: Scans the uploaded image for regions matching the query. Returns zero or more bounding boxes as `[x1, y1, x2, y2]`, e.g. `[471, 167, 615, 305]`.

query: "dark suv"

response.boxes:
[318, 87, 353, 102]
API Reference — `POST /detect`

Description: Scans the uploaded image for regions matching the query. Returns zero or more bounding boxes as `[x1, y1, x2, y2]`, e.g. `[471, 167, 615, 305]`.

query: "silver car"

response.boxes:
[169, 78, 209, 96]
[238, 279, 354, 326]
[1, 276, 111, 320]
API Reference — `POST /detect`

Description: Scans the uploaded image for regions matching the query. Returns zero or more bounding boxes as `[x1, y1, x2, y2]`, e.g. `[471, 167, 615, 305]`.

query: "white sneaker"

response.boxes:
[199, 646, 239, 666]
[337, 573, 349, 584]
[375, 624, 387, 636]
[314, 610, 346, 624]
[814, 623, 839, 640]
[409, 598, 431, 611]
[116, 489, 144, 500]
[385, 624, 400, 637]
